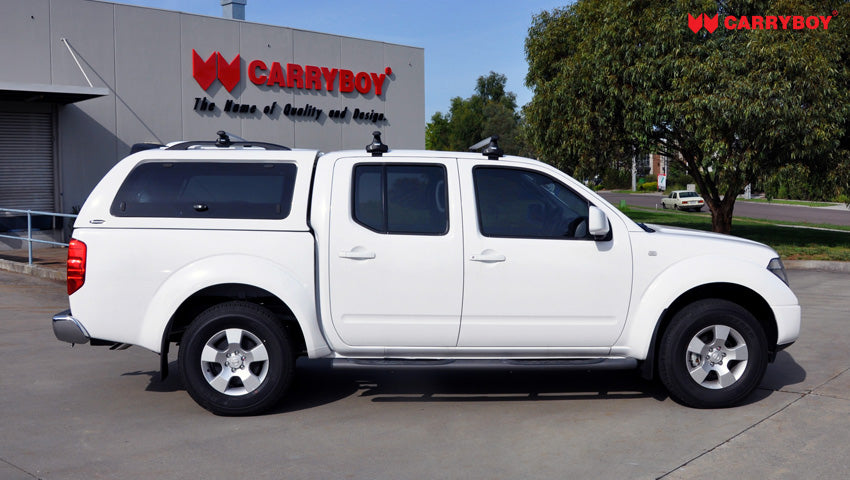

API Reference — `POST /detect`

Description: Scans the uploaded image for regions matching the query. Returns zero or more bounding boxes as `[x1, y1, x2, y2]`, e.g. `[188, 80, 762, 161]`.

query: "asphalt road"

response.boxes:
[2, 270, 849, 479]
[599, 192, 850, 226]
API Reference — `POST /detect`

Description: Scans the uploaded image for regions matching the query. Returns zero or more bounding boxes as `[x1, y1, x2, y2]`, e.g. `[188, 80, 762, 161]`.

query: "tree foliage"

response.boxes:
[426, 72, 533, 156]
[525, 0, 850, 233]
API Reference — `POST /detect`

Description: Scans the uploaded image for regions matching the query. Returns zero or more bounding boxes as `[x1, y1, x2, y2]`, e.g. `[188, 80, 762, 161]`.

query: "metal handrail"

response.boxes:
[0, 208, 77, 265]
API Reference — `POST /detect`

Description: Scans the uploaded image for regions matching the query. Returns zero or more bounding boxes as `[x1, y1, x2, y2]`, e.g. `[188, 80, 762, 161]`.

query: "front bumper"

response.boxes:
[52, 309, 90, 344]
[773, 304, 802, 346]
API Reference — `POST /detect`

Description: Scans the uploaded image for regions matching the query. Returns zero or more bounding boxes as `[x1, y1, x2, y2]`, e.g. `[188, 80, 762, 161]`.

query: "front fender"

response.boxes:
[135, 254, 330, 358]
[613, 255, 799, 359]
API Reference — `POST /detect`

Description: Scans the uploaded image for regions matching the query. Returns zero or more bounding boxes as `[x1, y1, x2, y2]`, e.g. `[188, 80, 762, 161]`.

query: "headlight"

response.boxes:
[767, 257, 789, 286]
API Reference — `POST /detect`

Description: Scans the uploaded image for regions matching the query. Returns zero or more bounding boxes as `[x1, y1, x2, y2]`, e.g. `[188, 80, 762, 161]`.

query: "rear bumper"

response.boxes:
[52, 309, 90, 344]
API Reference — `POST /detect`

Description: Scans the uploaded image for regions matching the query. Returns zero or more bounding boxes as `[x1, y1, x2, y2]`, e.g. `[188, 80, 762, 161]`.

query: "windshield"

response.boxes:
[680, 191, 700, 198]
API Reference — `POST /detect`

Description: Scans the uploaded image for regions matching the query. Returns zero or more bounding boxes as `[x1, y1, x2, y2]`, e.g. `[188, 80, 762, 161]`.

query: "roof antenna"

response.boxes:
[366, 131, 389, 157]
[469, 135, 503, 160]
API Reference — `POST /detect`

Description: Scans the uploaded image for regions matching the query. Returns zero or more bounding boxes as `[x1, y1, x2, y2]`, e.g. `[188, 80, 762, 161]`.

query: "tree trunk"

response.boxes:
[710, 200, 734, 234]
[706, 184, 741, 234]
[677, 153, 743, 234]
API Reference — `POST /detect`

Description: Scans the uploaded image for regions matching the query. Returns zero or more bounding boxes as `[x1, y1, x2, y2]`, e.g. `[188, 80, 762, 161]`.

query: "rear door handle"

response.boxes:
[470, 253, 506, 263]
[339, 250, 376, 260]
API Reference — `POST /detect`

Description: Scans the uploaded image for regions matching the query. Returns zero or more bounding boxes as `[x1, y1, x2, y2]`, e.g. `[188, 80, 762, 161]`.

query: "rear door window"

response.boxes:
[352, 164, 448, 235]
[110, 162, 297, 219]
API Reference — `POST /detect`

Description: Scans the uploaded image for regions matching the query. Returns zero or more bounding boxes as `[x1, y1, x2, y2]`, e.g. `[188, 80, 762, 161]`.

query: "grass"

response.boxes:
[608, 189, 658, 194]
[739, 198, 841, 207]
[619, 206, 850, 261]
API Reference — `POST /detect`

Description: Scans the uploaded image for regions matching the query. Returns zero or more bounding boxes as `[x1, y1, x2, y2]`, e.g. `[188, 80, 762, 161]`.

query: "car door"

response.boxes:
[458, 162, 633, 351]
[328, 157, 464, 347]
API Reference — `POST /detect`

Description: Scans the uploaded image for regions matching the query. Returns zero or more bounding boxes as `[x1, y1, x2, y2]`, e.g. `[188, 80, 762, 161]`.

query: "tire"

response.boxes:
[179, 301, 293, 416]
[673, 204, 680, 210]
[662, 202, 667, 209]
[658, 299, 768, 408]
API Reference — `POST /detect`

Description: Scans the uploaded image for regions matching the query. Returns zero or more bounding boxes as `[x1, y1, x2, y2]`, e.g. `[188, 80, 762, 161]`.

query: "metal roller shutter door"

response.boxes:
[0, 111, 54, 211]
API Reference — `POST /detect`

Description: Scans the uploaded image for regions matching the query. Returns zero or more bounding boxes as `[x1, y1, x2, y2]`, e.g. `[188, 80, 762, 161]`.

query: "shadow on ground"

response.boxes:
[123, 352, 807, 414]
[760, 351, 807, 391]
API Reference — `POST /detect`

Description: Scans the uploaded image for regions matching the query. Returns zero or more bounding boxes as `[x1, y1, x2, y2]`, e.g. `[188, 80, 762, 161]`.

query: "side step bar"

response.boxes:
[332, 358, 637, 371]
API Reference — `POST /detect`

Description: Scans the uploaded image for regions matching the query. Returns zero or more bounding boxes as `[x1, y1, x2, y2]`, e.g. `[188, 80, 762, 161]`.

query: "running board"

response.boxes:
[332, 358, 637, 371]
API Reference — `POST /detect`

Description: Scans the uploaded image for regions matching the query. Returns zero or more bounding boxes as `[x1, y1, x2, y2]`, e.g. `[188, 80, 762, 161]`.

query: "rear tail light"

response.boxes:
[67, 239, 87, 295]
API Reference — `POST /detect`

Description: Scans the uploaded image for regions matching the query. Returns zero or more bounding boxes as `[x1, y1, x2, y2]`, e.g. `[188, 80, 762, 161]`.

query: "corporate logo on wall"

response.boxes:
[688, 11, 834, 32]
[191, 50, 393, 123]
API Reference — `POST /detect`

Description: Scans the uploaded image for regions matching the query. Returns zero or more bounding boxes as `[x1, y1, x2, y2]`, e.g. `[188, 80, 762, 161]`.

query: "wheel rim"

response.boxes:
[200, 328, 270, 396]
[685, 324, 749, 390]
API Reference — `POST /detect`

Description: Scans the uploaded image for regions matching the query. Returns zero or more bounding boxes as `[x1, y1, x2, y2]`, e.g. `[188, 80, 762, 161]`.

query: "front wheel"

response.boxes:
[179, 301, 293, 416]
[658, 299, 768, 408]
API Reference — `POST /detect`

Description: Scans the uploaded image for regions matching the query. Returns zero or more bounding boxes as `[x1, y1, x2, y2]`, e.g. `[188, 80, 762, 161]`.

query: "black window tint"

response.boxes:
[110, 162, 297, 219]
[352, 164, 447, 235]
[353, 165, 383, 231]
[473, 167, 590, 239]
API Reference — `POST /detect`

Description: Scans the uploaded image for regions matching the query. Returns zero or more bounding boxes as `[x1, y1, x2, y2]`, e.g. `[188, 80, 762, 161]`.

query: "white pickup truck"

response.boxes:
[53, 132, 800, 415]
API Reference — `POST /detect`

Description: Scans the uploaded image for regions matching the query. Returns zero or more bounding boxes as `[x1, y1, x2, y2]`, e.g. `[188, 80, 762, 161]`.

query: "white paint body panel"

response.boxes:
[326, 156, 464, 347]
[455, 159, 633, 349]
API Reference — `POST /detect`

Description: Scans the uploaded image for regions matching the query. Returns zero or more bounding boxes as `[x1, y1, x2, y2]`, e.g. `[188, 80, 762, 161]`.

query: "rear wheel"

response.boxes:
[179, 301, 293, 416]
[658, 299, 768, 408]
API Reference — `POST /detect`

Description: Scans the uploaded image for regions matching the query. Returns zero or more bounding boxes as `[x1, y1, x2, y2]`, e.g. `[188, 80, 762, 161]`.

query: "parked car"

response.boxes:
[662, 190, 705, 211]
[52, 132, 799, 415]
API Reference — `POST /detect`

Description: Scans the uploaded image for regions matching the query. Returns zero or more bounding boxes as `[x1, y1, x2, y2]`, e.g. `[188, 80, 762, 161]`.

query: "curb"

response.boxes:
[0, 259, 66, 282]
[784, 260, 850, 273]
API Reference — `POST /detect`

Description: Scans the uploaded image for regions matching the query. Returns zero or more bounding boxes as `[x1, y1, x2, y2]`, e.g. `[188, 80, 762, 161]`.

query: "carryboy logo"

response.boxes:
[192, 50, 240, 92]
[688, 13, 719, 33]
[688, 12, 834, 32]
[191, 49, 392, 96]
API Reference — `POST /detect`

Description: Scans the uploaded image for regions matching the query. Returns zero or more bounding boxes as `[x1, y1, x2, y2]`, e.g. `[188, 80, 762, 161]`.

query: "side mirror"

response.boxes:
[588, 206, 610, 238]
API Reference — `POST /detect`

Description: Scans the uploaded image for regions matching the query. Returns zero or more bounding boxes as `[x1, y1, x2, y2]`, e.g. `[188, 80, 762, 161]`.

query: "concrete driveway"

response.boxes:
[0, 270, 847, 479]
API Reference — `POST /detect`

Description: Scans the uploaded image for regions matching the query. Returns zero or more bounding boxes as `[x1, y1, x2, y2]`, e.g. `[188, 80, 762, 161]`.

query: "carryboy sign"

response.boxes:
[192, 49, 393, 96]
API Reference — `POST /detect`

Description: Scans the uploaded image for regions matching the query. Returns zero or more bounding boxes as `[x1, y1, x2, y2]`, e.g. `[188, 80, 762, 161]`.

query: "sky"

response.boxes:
[111, 0, 568, 121]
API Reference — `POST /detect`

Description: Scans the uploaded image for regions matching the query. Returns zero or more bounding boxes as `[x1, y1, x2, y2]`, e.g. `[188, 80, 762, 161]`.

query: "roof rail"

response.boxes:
[166, 131, 291, 151]
[469, 135, 504, 160]
[130, 142, 165, 154]
[366, 131, 389, 157]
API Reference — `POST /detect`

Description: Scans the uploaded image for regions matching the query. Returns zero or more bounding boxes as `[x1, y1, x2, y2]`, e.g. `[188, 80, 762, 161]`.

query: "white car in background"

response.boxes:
[662, 190, 705, 211]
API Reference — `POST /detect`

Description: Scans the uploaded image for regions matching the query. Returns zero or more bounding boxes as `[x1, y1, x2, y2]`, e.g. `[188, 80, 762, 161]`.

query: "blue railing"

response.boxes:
[0, 208, 77, 265]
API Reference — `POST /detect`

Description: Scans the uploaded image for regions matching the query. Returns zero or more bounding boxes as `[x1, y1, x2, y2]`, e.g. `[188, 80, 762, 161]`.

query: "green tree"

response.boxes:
[426, 72, 533, 156]
[525, 0, 850, 233]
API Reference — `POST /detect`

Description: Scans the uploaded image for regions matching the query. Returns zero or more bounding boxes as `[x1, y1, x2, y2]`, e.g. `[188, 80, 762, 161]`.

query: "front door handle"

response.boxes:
[470, 252, 506, 263]
[339, 250, 376, 260]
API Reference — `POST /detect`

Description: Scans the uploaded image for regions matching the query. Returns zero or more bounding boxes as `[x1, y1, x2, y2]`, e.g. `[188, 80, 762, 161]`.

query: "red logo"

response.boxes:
[689, 13, 719, 33]
[192, 50, 393, 96]
[192, 50, 240, 92]
[688, 13, 833, 32]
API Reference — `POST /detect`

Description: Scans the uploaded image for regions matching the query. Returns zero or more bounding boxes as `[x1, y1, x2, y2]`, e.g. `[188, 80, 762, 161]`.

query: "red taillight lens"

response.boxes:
[67, 239, 87, 295]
